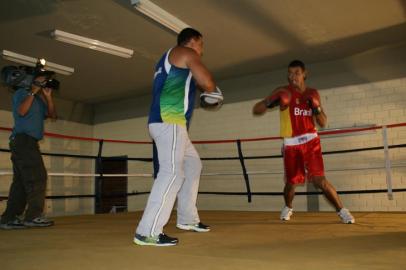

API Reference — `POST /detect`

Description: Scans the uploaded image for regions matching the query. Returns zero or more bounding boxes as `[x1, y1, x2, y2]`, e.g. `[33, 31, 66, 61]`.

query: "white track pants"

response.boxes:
[136, 123, 202, 237]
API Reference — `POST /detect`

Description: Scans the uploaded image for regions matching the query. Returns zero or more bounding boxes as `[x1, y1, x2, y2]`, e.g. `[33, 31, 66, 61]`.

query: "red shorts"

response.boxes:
[283, 136, 325, 184]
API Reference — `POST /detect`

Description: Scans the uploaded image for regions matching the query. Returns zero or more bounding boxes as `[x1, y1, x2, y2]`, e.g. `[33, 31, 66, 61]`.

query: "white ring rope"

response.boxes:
[0, 172, 153, 177]
[0, 163, 405, 178]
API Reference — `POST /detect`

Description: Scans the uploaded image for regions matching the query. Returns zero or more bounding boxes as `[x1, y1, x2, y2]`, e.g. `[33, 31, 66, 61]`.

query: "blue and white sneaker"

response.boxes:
[176, 222, 210, 232]
[134, 233, 178, 246]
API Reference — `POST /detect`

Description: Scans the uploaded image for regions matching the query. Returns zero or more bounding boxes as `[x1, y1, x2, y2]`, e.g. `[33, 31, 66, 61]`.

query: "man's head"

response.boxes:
[177, 28, 203, 56]
[287, 60, 307, 88]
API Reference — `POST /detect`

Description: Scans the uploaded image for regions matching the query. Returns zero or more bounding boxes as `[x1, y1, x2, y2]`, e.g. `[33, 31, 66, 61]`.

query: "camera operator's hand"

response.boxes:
[30, 82, 42, 95]
[42, 87, 53, 98]
[19, 80, 45, 116]
[42, 87, 57, 120]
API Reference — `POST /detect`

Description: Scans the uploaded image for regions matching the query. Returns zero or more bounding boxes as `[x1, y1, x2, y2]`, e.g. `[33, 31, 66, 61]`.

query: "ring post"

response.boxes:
[236, 140, 252, 203]
[95, 139, 104, 213]
[382, 126, 394, 200]
[97, 139, 104, 177]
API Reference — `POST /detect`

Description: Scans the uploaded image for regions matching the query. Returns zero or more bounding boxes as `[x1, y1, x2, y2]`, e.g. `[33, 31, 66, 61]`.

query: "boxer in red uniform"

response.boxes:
[253, 60, 355, 224]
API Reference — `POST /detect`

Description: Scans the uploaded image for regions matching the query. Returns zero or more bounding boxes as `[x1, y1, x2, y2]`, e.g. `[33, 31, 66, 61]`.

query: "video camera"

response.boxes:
[1, 58, 60, 91]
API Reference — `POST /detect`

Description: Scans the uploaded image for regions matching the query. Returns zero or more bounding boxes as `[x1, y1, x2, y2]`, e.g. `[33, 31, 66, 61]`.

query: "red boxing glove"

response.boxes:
[264, 90, 290, 108]
[306, 90, 322, 115]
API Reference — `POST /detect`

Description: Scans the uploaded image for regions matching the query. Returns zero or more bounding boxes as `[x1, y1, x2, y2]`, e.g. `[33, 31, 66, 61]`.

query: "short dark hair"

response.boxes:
[177, 28, 202, 46]
[288, 60, 306, 70]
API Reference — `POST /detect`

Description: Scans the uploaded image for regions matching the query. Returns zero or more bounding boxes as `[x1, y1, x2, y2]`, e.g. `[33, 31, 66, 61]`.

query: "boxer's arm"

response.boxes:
[315, 109, 327, 128]
[307, 90, 327, 127]
[252, 87, 289, 115]
[185, 50, 216, 92]
[169, 46, 216, 92]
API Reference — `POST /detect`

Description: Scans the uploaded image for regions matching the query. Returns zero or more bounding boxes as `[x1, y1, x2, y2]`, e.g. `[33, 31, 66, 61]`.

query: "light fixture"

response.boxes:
[131, 0, 190, 33]
[51, 29, 134, 58]
[38, 58, 46, 66]
[1, 50, 74, 76]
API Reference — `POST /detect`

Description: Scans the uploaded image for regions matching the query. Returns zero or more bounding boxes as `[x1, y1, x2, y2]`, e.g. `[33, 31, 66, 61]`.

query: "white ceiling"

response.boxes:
[1, 0, 405, 104]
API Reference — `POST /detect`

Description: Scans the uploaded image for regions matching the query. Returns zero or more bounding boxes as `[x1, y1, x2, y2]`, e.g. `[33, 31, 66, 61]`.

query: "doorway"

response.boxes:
[95, 157, 128, 214]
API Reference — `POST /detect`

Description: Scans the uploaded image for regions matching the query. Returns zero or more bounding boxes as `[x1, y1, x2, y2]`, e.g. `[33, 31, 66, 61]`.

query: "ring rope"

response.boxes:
[0, 162, 405, 178]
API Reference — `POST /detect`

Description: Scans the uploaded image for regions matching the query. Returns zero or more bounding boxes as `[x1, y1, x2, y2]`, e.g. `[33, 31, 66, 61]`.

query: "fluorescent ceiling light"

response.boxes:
[131, 0, 190, 33]
[52, 29, 134, 58]
[1, 50, 74, 76]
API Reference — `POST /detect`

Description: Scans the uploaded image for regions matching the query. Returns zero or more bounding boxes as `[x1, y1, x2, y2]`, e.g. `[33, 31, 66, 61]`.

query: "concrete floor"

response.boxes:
[1, 211, 405, 270]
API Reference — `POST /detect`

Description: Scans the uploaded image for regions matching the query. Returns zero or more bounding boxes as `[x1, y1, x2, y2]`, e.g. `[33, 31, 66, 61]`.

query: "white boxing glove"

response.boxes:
[200, 87, 223, 109]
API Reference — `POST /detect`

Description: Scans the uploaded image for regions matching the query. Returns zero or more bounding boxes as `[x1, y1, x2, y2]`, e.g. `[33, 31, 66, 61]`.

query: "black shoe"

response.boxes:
[0, 218, 27, 230]
[133, 233, 178, 246]
[24, 217, 54, 227]
[176, 222, 211, 232]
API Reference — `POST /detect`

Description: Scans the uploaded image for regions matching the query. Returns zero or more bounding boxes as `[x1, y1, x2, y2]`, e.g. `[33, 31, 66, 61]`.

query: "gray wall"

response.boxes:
[2, 41, 405, 126]
[93, 41, 406, 124]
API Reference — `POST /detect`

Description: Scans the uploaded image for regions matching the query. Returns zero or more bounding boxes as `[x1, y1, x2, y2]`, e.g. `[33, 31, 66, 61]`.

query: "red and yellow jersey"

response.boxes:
[280, 85, 318, 138]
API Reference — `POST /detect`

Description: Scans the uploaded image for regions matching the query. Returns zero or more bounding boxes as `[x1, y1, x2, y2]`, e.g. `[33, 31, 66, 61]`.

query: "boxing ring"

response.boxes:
[0, 123, 406, 270]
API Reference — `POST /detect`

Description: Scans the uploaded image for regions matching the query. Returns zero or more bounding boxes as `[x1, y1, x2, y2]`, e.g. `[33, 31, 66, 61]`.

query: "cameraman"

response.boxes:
[0, 71, 57, 229]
